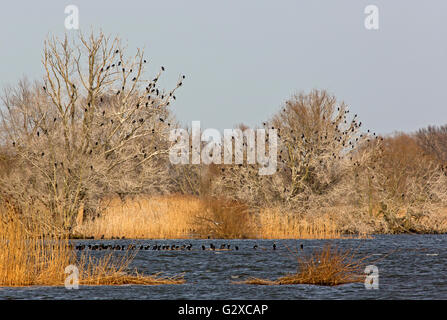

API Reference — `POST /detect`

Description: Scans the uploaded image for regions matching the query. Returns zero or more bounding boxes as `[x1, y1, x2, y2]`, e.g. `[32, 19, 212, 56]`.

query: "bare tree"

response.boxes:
[0, 31, 184, 233]
[211, 90, 370, 209]
[348, 133, 447, 233]
[415, 125, 447, 164]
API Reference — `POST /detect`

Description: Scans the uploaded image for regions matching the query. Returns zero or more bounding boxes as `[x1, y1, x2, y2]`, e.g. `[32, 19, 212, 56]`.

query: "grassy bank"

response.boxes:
[72, 195, 447, 240]
[73, 195, 345, 239]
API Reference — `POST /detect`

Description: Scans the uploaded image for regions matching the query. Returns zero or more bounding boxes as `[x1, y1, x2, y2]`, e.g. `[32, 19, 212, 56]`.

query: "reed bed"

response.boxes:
[0, 206, 184, 287]
[256, 208, 341, 239]
[77, 252, 184, 286]
[240, 244, 369, 286]
[75, 195, 346, 239]
[75, 195, 202, 239]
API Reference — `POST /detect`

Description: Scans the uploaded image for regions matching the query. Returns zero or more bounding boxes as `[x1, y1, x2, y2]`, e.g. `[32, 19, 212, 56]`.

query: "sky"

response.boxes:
[0, 0, 446, 135]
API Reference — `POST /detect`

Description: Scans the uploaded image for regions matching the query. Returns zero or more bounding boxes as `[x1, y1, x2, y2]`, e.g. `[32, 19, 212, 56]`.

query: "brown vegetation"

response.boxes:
[0, 31, 446, 239]
[240, 244, 369, 286]
[74, 195, 343, 239]
[0, 205, 184, 286]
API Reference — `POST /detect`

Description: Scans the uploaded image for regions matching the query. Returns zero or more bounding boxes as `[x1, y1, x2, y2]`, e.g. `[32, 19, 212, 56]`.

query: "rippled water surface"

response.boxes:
[1, 235, 446, 299]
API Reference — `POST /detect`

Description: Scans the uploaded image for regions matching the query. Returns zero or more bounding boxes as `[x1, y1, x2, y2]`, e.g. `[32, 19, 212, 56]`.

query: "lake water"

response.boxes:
[1, 235, 446, 299]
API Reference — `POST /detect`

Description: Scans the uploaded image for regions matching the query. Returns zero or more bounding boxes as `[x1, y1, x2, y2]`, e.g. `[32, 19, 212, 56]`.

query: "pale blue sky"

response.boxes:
[1, 0, 446, 134]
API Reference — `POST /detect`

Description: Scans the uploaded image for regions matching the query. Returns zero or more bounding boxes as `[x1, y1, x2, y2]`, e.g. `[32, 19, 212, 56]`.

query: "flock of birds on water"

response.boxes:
[73, 242, 305, 252]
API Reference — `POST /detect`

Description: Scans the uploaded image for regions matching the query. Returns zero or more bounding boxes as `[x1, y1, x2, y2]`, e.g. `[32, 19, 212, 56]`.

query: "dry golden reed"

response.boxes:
[75, 195, 202, 239]
[256, 208, 341, 239]
[240, 244, 368, 286]
[75, 195, 344, 239]
[0, 206, 184, 287]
